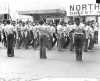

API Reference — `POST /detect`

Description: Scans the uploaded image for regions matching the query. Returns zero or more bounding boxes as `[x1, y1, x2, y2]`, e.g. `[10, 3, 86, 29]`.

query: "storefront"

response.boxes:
[18, 9, 66, 25]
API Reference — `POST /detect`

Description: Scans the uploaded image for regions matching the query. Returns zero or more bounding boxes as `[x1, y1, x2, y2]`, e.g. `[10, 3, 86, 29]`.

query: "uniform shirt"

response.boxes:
[16, 24, 22, 32]
[63, 26, 71, 37]
[74, 24, 84, 34]
[67, 24, 75, 32]
[13, 25, 17, 32]
[85, 25, 94, 38]
[0, 24, 4, 39]
[15, 24, 20, 39]
[0, 24, 3, 32]
[1, 24, 5, 31]
[28, 24, 33, 31]
[93, 23, 98, 31]
[50, 26, 55, 34]
[5, 24, 14, 35]
[57, 25, 63, 34]
[80, 23, 85, 28]
[32, 26, 37, 34]
[38, 25, 50, 37]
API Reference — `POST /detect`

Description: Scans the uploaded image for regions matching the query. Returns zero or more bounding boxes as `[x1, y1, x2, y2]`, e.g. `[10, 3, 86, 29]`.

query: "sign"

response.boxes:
[0, 4, 8, 14]
[67, 3, 100, 16]
[96, 0, 100, 3]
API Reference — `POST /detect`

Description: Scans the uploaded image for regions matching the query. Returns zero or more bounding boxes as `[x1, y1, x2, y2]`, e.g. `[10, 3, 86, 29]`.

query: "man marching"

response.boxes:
[5, 20, 15, 57]
[74, 18, 85, 61]
[38, 21, 47, 59]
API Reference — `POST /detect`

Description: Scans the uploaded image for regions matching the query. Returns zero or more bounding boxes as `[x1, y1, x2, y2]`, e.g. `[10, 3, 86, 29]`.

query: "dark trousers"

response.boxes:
[34, 38, 39, 49]
[24, 37, 29, 49]
[84, 39, 88, 52]
[88, 37, 94, 50]
[94, 31, 98, 44]
[70, 37, 74, 51]
[52, 33, 57, 47]
[40, 46, 46, 59]
[46, 37, 52, 50]
[74, 34, 84, 61]
[57, 38, 62, 51]
[0, 32, 1, 42]
[63, 37, 70, 48]
[69, 32, 74, 51]
[40, 35, 47, 59]
[7, 34, 14, 57]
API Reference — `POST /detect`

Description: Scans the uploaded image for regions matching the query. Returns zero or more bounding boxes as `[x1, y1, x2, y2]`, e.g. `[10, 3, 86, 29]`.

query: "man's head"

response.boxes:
[39, 20, 44, 25]
[7, 20, 10, 25]
[75, 18, 80, 26]
[3, 20, 7, 25]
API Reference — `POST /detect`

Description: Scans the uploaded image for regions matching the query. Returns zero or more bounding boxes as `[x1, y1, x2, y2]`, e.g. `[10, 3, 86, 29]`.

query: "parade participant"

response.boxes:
[0, 23, 2, 42]
[74, 18, 85, 61]
[28, 22, 34, 47]
[88, 22, 95, 50]
[52, 33, 57, 47]
[31, 24, 37, 49]
[30, 25, 35, 48]
[93, 22, 98, 44]
[84, 22, 91, 52]
[43, 23, 50, 49]
[52, 24, 57, 47]
[68, 21, 75, 51]
[12, 21, 17, 47]
[2, 20, 8, 47]
[50, 24, 56, 48]
[38, 21, 47, 59]
[45, 24, 54, 50]
[5, 20, 14, 57]
[0, 23, 3, 42]
[16, 21, 23, 49]
[63, 23, 70, 48]
[57, 23, 63, 51]
[23, 22, 29, 49]
[59, 23, 67, 49]
[33, 24, 40, 49]
[15, 23, 20, 48]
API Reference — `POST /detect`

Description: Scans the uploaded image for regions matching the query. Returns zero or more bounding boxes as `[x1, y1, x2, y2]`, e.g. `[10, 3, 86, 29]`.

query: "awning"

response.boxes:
[18, 9, 66, 16]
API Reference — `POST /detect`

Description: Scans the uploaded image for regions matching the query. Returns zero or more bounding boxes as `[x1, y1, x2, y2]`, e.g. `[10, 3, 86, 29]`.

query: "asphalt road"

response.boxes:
[0, 42, 100, 81]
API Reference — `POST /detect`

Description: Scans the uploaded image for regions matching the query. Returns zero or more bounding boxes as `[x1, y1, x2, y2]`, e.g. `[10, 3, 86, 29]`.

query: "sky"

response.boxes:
[0, 0, 96, 19]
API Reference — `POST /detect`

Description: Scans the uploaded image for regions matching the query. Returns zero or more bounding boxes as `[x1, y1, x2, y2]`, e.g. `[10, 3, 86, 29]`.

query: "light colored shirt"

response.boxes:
[5, 24, 14, 34]
[74, 24, 84, 34]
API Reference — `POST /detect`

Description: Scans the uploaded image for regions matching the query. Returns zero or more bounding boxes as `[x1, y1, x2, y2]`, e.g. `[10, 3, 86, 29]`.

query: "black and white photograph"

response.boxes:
[0, 0, 100, 81]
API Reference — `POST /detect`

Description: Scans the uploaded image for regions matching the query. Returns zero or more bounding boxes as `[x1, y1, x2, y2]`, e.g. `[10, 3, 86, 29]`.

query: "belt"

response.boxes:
[75, 33, 84, 35]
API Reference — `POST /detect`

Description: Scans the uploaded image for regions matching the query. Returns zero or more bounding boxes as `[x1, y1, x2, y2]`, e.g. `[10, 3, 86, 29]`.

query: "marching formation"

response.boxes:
[0, 18, 98, 61]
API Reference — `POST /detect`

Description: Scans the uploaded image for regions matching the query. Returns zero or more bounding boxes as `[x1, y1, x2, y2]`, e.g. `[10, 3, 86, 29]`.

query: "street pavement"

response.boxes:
[0, 42, 100, 81]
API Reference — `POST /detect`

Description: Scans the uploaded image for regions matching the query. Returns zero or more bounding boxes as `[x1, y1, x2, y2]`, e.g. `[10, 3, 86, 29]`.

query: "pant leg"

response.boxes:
[40, 36, 47, 59]
[7, 34, 14, 57]
[94, 31, 98, 44]
[84, 39, 88, 52]
[70, 33, 74, 51]
[88, 37, 94, 50]
[52, 33, 57, 47]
